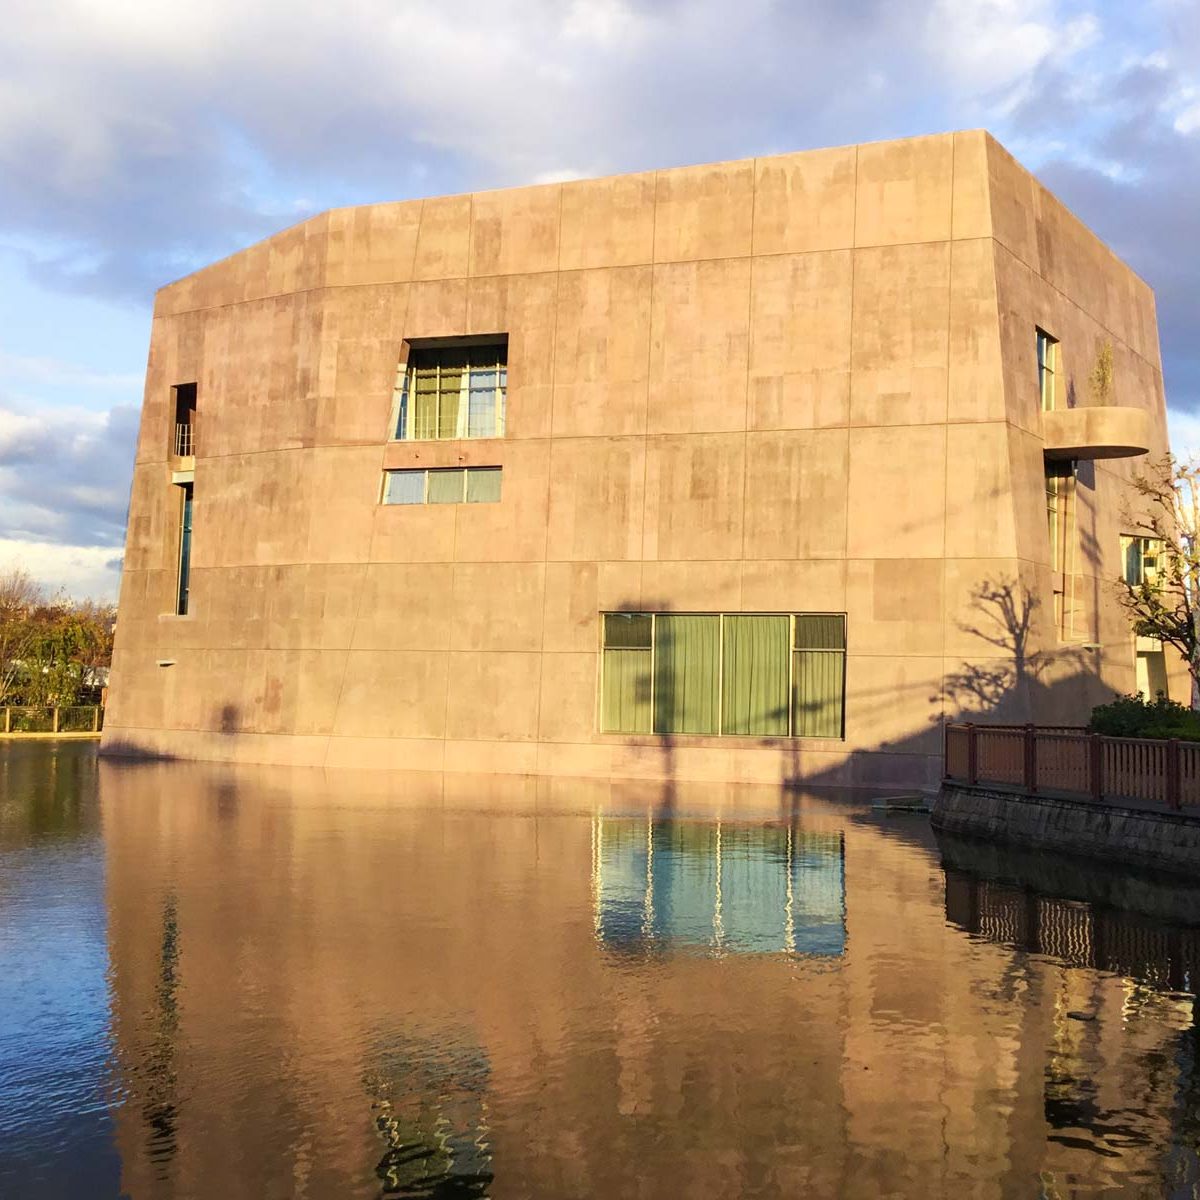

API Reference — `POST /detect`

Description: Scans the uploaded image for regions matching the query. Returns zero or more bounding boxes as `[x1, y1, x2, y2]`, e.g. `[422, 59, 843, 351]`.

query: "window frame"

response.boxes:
[175, 481, 194, 616]
[390, 336, 508, 442]
[380, 466, 502, 506]
[1036, 328, 1059, 412]
[1121, 534, 1164, 588]
[599, 611, 846, 740]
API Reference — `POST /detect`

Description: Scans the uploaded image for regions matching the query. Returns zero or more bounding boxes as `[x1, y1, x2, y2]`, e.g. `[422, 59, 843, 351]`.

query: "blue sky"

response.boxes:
[0, 0, 1197, 599]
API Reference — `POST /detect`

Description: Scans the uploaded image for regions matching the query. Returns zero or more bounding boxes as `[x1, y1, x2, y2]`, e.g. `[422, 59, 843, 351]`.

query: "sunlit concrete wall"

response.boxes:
[103, 131, 1173, 785]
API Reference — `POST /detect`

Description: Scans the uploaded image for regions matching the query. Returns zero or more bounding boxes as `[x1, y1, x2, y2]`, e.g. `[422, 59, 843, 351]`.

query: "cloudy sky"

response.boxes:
[0, 0, 1197, 599]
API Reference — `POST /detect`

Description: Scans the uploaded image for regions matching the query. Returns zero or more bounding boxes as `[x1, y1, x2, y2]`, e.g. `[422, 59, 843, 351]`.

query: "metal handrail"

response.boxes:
[173, 422, 194, 457]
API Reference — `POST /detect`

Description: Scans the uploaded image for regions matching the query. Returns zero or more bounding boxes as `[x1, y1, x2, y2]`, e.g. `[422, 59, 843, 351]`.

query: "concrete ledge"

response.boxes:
[932, 781, 1200, 876]
[1041, 405, 1150, 460]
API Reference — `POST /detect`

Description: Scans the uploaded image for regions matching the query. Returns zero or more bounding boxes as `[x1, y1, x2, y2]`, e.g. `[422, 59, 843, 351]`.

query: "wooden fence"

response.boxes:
[1, 706, 105, 735]
[944, 722, 1200, 810]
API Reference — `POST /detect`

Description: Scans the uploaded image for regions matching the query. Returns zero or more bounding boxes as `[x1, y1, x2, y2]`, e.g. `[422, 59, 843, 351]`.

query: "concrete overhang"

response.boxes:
[1042, 406, 1151, 460]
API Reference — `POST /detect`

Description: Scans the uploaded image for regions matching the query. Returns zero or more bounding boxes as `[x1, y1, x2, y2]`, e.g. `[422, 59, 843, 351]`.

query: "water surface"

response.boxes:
[2, 741, 1200, 1198]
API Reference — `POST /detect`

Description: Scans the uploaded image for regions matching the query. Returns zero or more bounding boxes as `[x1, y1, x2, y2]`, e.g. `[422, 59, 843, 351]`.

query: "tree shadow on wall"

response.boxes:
[936, 576, 1094, 725]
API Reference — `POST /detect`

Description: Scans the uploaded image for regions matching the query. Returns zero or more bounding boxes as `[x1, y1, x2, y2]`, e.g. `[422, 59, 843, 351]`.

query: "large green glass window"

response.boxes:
[723, 615, 790, 735]
[654, 614, 720, 734]
[600, 613, 846, 738]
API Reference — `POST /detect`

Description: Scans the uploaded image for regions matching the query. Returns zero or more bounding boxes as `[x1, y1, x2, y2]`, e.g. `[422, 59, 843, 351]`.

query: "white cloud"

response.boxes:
[1168, 407, 1200, 461]
[1175, 101, 1200, 135]
[0, 400, 136, 547]
[0, 538, 121, 602]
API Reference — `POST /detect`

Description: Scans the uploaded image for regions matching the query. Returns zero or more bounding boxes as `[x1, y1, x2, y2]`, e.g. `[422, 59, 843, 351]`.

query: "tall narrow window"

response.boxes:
[393, 338, 507, 441]
[1046, 460, 1075, 634]
[653, 614, 720, 734]
[1045, 461, 1073, 574]
[722, 615, 790, 735]
[176, 483, 193, 615]
[172, 383, 197, 456]
[792, 616, 846, 738]
[600, 613, 846, 739]
[1121, 535, 1162, 587]
[1036, 330, 1058, 412]
[601, 614, 652, 733]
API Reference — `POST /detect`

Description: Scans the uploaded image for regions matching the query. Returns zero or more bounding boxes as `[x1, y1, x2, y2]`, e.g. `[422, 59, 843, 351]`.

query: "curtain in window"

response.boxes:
[654, 615, 719, 734]
[427, 470, 463, 504]
[601, 649, 652, 732]
[793, 652, 844, 737]
[410, 366, 438, 440]
[793, 615, 845, 738]
[438, 358, 465, 439]
[384, 470, 425, 505]
[722, 615, 789, 735]
[465, 468, 502, 504]
[468, 368, 498, 437]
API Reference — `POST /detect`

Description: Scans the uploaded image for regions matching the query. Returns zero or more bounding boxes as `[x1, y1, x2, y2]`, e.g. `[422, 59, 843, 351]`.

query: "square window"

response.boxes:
[465, 467, 502, 503]
[393, 337, 508, 441]
[427, 470, 465, 504]
[383, 470, 426, 505]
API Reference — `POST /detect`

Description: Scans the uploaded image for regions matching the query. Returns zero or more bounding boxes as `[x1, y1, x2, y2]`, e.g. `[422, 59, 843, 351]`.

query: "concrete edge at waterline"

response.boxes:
[932, 781, 1200, 877]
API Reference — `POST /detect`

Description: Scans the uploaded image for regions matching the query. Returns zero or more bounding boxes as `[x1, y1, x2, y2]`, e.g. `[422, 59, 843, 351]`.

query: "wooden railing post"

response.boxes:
[51, 706, 60, 734]
[1168, 739, 1182, 810]
[2, 707, 9, 734]
[1090, 734, 1103, 802]
[92, 706, 100, 733]
[1024, 723, 1037, 793]
[966, 723, 978, 785]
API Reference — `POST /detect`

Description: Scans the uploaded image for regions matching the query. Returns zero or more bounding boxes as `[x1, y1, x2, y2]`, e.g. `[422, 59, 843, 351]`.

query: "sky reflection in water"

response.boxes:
[3, 741, 1200, 1198]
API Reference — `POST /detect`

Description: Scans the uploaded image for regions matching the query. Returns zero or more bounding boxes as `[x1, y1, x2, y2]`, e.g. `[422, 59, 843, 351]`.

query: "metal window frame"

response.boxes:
[382, 467, 503, 506]
[1036, 328, 1059, 412]
[392, 342, 508, 442]
[598, 611, 847, 740]
[174, 481, 194, 616]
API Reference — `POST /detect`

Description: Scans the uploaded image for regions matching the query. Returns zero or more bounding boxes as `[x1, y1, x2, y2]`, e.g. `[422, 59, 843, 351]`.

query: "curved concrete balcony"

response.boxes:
[1042, 405, 1151, 460]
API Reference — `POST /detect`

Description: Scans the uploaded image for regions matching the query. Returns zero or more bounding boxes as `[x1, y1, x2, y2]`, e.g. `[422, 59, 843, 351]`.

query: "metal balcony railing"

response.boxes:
[174, 422, 195, 457]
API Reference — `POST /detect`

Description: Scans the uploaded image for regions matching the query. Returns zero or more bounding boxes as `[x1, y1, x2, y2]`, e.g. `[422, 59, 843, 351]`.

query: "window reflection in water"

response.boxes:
[364, 1033, 493, 1198]
[591, 817, 845, 956]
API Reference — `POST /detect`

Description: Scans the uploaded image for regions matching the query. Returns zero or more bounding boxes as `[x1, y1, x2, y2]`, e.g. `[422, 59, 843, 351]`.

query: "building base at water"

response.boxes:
[933, 781, 1200, 875]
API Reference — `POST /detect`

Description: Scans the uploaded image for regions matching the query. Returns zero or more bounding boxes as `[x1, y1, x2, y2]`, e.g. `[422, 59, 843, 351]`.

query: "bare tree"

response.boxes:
[1118, 454, 1200, 706]
[0, 567, 44, 704]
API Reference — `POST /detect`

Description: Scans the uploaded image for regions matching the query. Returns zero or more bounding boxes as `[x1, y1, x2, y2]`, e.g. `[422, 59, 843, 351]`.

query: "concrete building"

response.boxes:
[103, 130, 1174, 787]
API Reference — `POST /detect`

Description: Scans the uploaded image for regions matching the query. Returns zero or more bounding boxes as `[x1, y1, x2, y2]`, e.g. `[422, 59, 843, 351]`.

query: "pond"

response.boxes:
[2, 740, 1200, 1198]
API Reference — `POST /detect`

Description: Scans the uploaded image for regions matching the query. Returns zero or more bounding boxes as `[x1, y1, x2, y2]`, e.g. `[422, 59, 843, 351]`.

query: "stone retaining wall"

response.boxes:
[932, 782, 1200, 876]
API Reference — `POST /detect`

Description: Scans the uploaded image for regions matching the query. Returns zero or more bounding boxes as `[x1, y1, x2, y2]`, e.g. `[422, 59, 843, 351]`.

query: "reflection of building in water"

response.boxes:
[98, 762, 1200, 1198]
[592, 817, 845, 956]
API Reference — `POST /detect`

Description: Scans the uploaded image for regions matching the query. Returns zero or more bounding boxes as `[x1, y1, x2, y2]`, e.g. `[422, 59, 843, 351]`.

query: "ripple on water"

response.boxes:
[3, 742, 1200, 1197]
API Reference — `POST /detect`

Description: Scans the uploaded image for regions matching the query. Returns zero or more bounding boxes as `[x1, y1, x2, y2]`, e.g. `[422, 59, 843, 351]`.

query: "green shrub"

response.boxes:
[1088, 693, 1200, 742]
